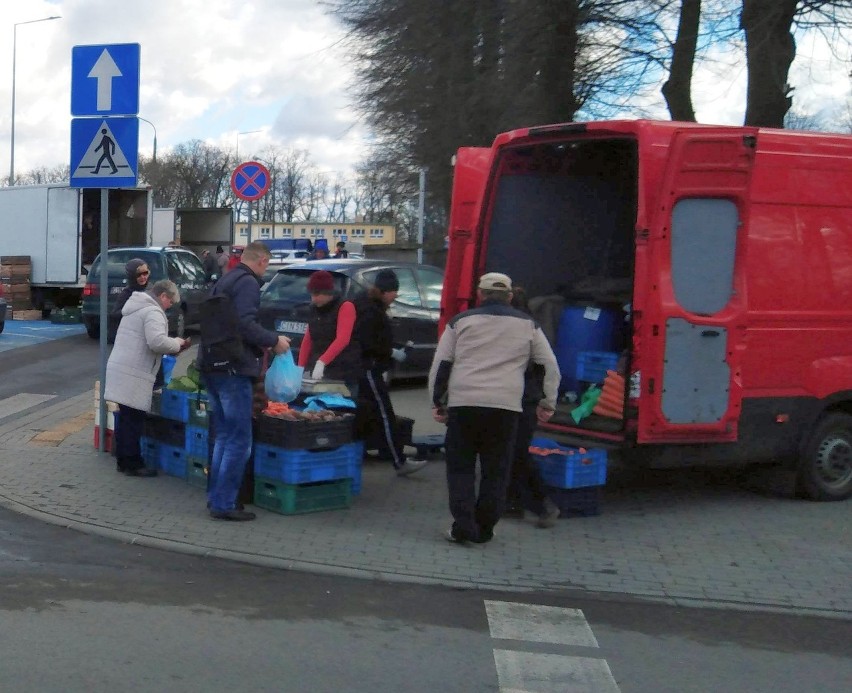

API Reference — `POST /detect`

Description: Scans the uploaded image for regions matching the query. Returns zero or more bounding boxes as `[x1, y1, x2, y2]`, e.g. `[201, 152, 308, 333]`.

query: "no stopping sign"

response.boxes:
[231, 161, 271, 201]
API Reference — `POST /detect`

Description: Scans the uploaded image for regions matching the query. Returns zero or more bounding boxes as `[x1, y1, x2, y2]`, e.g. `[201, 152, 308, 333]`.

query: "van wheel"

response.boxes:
[799, 412, 852, 501]
[84, 319, 99, 339]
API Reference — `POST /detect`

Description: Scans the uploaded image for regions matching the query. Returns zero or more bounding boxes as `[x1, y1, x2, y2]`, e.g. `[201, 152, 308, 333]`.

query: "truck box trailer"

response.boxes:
[0, 184, 153, 310]
[152, 207, 234, 258]
[441, 119, 852, 501]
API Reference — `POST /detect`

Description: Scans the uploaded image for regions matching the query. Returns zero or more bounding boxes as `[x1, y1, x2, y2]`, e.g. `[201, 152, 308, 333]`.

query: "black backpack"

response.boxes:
[198, 280, 247, 373]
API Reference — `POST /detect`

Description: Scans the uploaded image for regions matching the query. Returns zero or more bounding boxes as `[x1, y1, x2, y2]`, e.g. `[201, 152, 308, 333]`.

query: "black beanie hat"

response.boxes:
[374, 269, 399, 292]
[125, 258, 146, 280]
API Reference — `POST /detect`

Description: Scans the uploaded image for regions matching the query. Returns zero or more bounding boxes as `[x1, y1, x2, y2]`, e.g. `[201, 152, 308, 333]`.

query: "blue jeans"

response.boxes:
[203, 373, 254, 513]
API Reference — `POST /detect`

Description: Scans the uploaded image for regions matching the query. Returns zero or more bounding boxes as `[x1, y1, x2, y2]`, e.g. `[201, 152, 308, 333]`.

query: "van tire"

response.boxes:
[84, 319, 99, 340]
[798, 412, 852, 501]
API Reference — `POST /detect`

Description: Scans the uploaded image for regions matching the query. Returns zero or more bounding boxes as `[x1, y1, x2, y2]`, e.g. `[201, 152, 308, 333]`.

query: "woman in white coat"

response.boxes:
[105, 280, 189, 476]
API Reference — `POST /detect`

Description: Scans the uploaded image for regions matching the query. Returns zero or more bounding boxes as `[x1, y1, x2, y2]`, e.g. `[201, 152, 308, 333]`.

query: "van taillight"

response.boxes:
[83, 283, 99, 297]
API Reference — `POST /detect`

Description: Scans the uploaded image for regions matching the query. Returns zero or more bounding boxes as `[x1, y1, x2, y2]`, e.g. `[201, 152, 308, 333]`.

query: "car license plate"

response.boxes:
[110, 286, 124, 295]
[276, 320, 307, 334]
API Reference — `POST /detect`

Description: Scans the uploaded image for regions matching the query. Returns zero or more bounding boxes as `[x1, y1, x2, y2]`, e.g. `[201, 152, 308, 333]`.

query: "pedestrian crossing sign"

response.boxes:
[70, 117, 139, 188]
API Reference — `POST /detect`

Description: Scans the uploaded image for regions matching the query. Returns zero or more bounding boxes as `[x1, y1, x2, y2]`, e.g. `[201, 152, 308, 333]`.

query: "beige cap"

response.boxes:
[478, 272, 513, 291]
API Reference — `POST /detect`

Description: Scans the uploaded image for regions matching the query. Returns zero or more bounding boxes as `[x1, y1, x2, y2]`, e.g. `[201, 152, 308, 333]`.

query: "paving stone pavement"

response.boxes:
[0, 390, 849, 619]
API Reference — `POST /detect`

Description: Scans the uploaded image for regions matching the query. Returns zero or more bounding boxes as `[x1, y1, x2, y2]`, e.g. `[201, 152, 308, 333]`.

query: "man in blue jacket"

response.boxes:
[200, 241, 290, 521]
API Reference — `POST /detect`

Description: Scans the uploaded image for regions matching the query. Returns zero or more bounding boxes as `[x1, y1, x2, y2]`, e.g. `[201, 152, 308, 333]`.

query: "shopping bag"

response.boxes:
[264, 351, 303, 403]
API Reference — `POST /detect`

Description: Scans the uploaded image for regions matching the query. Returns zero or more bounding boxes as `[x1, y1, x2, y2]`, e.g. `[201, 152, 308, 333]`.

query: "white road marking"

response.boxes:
[486, 601, 621, 693]
[0, 394, 57, 419]
[485, 600, 599, 647]
[493, 650, 620, 693]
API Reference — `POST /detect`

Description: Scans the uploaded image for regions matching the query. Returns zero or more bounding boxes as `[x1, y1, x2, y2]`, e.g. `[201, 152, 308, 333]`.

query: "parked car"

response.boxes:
[0, 283, 6, 334]
[81, 246, 214, 340]
[270, 249, 309, 264]
[258, 259, 444, 380]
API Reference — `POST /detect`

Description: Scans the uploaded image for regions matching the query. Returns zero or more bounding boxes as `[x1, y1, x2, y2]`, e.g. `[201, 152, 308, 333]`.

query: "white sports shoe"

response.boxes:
[396, 458, 428, 476]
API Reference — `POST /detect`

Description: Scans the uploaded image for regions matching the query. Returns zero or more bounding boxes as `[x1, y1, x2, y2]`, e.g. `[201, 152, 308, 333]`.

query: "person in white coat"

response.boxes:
[105, 280, 190, 476]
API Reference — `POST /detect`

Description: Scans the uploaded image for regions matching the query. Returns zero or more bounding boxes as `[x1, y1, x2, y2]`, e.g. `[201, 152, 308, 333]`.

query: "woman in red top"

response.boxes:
[297, 270, 362, 398]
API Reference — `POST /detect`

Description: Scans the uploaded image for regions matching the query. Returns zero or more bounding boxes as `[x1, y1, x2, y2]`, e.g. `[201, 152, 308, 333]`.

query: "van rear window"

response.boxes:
[89, 251, 163, 280]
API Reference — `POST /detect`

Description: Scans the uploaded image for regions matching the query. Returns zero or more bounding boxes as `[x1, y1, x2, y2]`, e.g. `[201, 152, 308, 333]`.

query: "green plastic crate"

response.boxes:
[186, 455, 208, 489]
[253, 476, 352, 515]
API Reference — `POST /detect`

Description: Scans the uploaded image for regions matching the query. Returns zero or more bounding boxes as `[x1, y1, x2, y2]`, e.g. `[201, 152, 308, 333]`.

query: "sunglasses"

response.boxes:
[137, 270, 150, 277]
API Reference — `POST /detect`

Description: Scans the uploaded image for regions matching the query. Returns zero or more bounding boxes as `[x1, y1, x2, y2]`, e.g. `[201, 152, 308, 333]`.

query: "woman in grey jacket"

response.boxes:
[105, 280, 189, 476]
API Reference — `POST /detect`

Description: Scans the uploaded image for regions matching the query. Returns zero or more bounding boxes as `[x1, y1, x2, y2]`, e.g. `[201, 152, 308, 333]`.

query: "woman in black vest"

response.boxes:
[297, 270, 361, 397]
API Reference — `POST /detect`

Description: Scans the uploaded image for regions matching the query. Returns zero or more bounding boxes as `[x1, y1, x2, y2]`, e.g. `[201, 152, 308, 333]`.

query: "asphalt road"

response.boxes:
[1, 504, 850, 692]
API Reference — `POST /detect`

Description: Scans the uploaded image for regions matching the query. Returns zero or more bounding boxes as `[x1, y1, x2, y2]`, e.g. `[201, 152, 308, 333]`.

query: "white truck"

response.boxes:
[152, 207, 234, 258]
[0, 184, 153, 311]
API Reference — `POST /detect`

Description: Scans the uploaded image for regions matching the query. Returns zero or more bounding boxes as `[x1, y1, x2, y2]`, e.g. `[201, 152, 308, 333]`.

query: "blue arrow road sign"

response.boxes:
[71, 43, 140, 116]
[70, 117, 139, 188]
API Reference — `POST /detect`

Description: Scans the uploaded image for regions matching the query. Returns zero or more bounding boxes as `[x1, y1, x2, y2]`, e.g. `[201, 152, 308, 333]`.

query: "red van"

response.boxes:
[441, 119, 852, 501]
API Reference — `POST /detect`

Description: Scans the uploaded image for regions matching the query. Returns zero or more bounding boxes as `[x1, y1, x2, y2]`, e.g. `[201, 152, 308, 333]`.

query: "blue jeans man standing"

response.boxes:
[198, 242, 291, 522]
[204, 373, 254, 515]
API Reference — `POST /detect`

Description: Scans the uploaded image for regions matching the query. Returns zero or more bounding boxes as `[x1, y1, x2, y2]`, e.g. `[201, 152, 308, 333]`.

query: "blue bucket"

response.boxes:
[162, 355, 177, 385]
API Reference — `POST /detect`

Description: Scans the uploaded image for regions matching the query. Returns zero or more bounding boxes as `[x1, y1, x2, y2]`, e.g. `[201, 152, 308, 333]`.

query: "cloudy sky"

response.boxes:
[1, 0, 368, 180]
[1, 0, 850, 184]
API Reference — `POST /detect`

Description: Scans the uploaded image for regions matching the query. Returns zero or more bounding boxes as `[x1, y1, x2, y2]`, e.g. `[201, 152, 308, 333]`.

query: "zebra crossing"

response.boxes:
[485, 600, 621, 692]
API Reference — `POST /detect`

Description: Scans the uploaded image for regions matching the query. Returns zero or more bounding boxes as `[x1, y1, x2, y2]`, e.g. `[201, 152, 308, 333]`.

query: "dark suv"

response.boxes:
[257, 259, 444, 380]
[82, 247, 214, 340]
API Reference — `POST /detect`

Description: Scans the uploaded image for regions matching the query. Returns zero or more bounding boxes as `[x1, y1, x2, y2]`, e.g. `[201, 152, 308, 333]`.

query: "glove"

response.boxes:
[391, 348, 407, 363]
[311, 360, 326, 380]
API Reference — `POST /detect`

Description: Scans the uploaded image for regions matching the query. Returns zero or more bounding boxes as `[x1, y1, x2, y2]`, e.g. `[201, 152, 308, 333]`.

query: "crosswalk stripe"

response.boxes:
[493, 650, 621, 693]
[485, 600, 600, 647]
[0, 393, 57, 419]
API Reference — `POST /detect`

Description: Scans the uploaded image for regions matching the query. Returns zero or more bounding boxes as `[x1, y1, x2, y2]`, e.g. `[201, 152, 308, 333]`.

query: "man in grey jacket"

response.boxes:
[429, 272, 560, 544]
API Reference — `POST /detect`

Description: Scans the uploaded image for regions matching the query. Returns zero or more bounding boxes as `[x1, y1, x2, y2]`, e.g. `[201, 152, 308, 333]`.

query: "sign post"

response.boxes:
[70, 43, 141, 451]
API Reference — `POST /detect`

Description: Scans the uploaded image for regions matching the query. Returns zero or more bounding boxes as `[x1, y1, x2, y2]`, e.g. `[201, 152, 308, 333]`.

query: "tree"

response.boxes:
[661, 0, 701, 121]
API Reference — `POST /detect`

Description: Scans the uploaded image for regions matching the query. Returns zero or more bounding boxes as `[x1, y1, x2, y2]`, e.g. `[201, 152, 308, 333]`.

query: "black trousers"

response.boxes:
[115, 404, 146, 470]
[358, 368, 405, 469]
[506, 404, 549, 515]
[445, 406, 519, 542]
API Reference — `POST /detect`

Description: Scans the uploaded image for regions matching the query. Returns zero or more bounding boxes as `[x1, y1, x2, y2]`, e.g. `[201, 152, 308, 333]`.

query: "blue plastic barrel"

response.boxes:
[555, 306, 620, 395]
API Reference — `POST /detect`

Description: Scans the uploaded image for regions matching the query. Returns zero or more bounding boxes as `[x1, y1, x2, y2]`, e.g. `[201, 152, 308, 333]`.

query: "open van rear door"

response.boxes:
[440, 147, 493, 333]
[637, 128, 757, 443]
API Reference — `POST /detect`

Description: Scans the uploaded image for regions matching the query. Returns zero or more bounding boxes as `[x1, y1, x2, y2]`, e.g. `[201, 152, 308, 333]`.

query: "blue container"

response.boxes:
[530, 437, 608, 489]
[162, 355, 177, 385]
[253, 441, 363, 494]
[555, 306, 620, 395]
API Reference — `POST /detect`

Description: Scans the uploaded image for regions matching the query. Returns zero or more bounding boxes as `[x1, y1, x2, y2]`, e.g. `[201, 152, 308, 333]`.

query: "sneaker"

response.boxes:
[396, 458, 428, 477]
[535, 500, 559, 529]
[445, 528, 467, 544]
[210, 509, 257, 521]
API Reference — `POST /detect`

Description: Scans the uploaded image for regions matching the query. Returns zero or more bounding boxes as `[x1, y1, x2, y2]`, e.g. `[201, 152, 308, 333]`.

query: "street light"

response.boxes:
[139, 117, 157, 162]
[9, 15, 61, 186]
[236, 129, 261, 160]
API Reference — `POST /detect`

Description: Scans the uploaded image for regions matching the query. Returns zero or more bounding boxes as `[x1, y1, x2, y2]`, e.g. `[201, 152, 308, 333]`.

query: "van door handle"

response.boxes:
[701, 330, 720, 337]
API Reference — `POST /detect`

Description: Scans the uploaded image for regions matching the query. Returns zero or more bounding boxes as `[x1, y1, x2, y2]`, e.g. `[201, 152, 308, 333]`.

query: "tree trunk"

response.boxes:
[740, 0, 798, 127]
[662, 0, 701, 122]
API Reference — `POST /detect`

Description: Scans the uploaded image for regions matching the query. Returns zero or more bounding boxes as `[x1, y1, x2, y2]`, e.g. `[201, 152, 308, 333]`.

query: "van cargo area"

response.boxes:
[482, 137, 637, 437]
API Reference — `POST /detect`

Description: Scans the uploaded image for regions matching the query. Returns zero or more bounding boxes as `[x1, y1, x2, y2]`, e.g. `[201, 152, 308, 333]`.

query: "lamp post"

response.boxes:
[236, 129, 261, 160]
[138, 117, 157, 162]
[9, 15, 61, 186]
[235, 130, 262, 232]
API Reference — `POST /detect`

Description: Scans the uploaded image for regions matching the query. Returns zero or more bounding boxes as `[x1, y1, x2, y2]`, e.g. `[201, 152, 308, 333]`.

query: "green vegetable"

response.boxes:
[167, 375, 198, 392]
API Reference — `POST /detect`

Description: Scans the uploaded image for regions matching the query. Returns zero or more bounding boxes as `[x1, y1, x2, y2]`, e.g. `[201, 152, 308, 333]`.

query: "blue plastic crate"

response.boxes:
[185, 425, 208, 459]
[253, 441, 363, 493]
[546, 485, 602, 517]
[139, 436, 161, 470]
[160, 389, 206, 423]
[186, 455, 208, 489]
[158, 443, 189, 479]
[530, 437, 607, 489]
[575, 351, 619, 384]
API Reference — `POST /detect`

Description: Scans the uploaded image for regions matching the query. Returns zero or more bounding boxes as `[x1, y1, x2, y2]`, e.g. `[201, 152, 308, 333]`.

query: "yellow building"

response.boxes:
[235, 221, 397, 247]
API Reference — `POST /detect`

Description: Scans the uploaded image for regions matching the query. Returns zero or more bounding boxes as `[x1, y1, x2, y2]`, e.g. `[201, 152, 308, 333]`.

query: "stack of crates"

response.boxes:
[529, 437, 608, 517]
[141, 389, 209, 480]
[252, 412, 360, 515]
